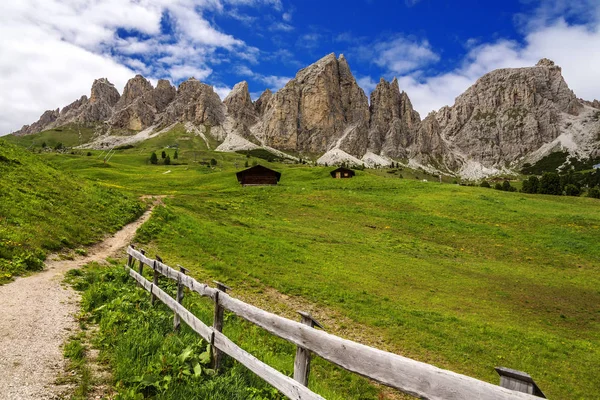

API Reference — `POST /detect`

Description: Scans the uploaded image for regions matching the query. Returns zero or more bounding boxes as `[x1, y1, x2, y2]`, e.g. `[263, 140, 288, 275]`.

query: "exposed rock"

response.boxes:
[109, 75, 156, 130]
[78, 78, 121, 123]
[368, 78, 420, 158]
[434, 59, 583, 168]
[254, 89, 272, 116]
[159, 78, 225, 128]
[114, 75, 153, 110]
[260, 53, 369, 156]
[154, 80, 176, 113]
[15, 109, 59, 136]
[223, 81, 258, 137]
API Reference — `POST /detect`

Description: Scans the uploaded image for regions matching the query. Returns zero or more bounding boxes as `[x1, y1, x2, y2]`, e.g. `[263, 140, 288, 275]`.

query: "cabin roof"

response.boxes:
[330, 167, 355, 177]
[236, 165, 281, 182]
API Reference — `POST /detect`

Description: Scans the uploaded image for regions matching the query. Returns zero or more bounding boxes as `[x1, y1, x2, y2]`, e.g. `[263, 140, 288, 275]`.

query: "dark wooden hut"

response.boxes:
[330, 167, 355, 179]
[236, 165, 281, 186]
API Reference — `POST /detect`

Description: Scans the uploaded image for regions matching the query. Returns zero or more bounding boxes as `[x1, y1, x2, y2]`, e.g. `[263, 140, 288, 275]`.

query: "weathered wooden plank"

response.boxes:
[127, 267, 213, 342]
[128, 247, 218, 299]
[212, 330, 324, 400]
[217, 294, 538, 400]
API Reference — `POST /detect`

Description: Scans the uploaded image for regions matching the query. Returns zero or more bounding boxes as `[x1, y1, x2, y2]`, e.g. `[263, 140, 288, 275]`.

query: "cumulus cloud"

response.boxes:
[0, 0, 279, 134]
[234, 65, 291, 92]
[394, 19, 600, 117]
[356, 35, 440, 75]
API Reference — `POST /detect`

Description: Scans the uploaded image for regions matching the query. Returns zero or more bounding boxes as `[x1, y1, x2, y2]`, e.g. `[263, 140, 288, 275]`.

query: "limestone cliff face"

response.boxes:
[254, 89, 272, 116]
[15, 109, 59, 136]
[223, 81, 258, 138]
[159, 78, 225, 128]
[432, 58, 583, 168]
[109, 75, 176, 131]
[260, 53, 370, 156]
[368, 78, 421, 158]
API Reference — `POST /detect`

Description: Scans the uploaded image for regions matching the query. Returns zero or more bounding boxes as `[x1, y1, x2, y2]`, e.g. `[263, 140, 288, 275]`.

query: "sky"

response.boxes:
[1, 0, 600, 135]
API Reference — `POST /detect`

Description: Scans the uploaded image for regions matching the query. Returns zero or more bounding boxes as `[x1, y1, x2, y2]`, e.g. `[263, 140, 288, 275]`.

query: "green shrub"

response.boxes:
[588, 186, 600, 199]
[161, 151, 167, 159]
[150, 152, 158, 165]
[521, 176, 539, 194]
[564, 184, 581, 197]
[539, 172, 562, 195]
[164, 155, 171, 165]
[480, 181, 491, 188]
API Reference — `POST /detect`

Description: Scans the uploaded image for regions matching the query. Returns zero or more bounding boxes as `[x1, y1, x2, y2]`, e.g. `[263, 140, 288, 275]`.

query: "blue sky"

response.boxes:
[1, 0, 600, 134]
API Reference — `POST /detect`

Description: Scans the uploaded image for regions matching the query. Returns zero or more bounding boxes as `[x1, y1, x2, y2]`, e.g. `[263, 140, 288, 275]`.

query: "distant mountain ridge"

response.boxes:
[14, 54, 600, 178]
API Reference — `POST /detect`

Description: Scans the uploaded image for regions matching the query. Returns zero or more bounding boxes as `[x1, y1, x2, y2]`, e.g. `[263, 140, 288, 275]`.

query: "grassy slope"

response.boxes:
[4, 124, 97, 149]
[38, 136, 600, 399]
[0, 139, 145, 283]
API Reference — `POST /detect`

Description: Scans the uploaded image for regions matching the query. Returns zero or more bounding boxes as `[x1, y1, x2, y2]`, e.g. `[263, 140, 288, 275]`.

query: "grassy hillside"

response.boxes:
[0, 139, 145, 283]
[32, 137, 600, 400]
[3, 124, 98, 149]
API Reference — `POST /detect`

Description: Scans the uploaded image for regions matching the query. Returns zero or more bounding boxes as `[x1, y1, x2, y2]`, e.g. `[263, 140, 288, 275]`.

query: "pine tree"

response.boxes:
[150, 152, 158, 165]
[174, 150, 178, 159]
[164, 155, 171, 165]
[161, 150, 166, 159]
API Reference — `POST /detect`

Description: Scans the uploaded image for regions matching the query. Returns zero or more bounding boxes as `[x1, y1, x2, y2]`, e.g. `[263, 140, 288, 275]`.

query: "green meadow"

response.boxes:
[5, 128, 600, 399]
[0, 139, 144, 283]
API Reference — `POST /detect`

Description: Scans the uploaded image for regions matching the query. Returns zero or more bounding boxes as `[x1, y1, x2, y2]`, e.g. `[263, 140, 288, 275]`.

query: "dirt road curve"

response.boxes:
[0, 208, 153, 400]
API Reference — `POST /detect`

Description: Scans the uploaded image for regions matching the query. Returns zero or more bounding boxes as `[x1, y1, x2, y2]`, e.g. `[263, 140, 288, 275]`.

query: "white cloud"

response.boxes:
[282, 12, 292, 22]
[356, 76, 378, 95]
[0, 20, 135, 134]
[213, 85, 232, 100]
[269, 22, 294, 32]
[361, 35, 440, 75]
[0, 0, 281, 134]
[394, 3, 600, 117]
[235, 65, 291, 92]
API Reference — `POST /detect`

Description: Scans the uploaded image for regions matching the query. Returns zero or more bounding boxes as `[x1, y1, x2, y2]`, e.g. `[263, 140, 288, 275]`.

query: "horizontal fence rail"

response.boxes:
[125, 246, 542, 400]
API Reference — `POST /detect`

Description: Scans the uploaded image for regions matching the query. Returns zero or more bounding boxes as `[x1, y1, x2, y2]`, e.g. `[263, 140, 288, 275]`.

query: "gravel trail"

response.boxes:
[0, 207, 154, 399]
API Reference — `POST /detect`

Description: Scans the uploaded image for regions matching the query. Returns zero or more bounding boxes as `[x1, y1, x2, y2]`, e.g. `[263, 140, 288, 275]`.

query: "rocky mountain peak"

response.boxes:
[254, 89, 272, 116]
[116, 75, 153, 109]
[90, 78, 120, 106]
[159, 78, 225, 128]
[536, 58, 557, 68]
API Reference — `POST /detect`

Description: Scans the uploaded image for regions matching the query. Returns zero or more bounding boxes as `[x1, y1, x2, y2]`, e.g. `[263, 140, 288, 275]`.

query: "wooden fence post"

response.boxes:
[173, 264, 189, 332]
[212, 280, 231, 370]
[293, 311, 323, 387]
[151, 255, 163, 305]
[137, 249, 145, 287]
[127, 245, 134, 267]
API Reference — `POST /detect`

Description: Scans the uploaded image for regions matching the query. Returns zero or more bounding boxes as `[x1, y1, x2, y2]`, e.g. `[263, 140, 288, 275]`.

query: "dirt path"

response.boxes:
[0, 207, 154, 400]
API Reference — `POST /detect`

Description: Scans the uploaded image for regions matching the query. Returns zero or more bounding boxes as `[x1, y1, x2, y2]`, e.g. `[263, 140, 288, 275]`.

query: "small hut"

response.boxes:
[330, 167, 355, 179]
[236, 165, 281, 186]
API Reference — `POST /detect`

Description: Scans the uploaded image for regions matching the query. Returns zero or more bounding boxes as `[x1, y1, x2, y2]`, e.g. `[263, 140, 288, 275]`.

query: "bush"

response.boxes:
[587, 186, 600, 199]
[539, 172, 562, 195]
[480, 181, 491, 188]
[564, 184, 581, 196]
[521, 176, 539, 194]
[150, 152, 158, 165]
[174, 151, 178, 160]
[210, 158, 217, 166]
[161, 151, 167, 159]
[87, 152, 92, 157]
[502, 180, 517, 192]
[164, 155, 171, 165]
[494, 183, 503, 190]
[55, 142, 64, 150]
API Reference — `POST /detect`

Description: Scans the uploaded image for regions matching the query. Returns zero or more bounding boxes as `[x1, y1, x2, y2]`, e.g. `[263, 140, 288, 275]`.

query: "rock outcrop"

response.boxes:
[426, 58, 583, 171]
[368, 77, 420, 158]
[158, 78, 225, 128]
[223, 81, 258, 138]
[259, 53, 370, 156]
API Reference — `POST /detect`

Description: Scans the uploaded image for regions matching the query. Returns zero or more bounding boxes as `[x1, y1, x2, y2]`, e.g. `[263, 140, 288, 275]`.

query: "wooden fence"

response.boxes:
[125, 246, 543, 400]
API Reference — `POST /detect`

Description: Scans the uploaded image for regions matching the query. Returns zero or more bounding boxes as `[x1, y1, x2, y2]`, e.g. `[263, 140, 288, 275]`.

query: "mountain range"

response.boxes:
[13, 53, 600, 178]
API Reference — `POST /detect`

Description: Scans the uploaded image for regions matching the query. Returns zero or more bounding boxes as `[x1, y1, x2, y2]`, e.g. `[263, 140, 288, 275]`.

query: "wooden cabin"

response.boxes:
[330, 167, 355, 179]
[236, 165, 281, 186]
